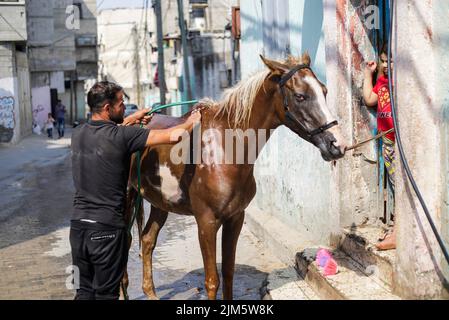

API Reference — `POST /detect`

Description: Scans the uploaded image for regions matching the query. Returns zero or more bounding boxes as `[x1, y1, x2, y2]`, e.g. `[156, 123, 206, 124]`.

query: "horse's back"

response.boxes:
[144, 102, 209, 130]
[145, 114, 186, 130]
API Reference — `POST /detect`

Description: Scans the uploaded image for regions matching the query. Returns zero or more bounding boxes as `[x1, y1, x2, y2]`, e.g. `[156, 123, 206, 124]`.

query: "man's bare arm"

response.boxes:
[145, 112, 201, 147]
[122, 108, 152, 126]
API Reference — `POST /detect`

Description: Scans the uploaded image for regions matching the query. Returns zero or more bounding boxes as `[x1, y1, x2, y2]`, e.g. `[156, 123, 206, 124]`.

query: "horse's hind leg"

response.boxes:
[195, 210, 222, 300]
[222, 212, 244, 300]
[142, 205, 168, 300]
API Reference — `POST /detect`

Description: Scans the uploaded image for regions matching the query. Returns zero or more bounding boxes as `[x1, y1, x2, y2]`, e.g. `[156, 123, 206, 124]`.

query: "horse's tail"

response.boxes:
[125, 186, 144, 250]
[136, 192, 144, 250]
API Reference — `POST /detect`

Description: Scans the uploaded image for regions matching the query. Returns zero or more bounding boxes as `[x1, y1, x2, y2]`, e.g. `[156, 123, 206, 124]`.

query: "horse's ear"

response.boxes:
[260, 55, 288, 74]
[302, 51, 311, 66]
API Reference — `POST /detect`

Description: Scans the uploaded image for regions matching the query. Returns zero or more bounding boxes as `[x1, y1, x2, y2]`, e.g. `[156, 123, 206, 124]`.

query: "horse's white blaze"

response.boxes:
[303, 76, 336, 123]
[160, 165, 183, 203]
[304, 76, 346, 151]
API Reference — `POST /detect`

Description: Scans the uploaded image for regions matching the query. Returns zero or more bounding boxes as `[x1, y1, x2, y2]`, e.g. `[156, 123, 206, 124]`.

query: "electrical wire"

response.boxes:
[387, 0, 449, 266]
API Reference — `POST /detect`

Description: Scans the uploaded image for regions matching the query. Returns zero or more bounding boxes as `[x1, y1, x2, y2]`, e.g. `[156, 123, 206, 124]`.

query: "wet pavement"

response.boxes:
[0, 132, 74, 299]
[127, 208, 285, 300]
[0, 131, 287, 300]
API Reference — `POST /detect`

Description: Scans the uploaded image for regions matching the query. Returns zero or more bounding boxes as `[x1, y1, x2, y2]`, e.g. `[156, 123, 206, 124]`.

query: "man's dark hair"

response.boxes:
[87, 81, 123, 114]
[57, 99, 61, 103]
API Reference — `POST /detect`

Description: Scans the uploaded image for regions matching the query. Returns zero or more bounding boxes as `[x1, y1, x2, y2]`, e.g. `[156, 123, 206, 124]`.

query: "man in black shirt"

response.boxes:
[70, 81, 200, 300]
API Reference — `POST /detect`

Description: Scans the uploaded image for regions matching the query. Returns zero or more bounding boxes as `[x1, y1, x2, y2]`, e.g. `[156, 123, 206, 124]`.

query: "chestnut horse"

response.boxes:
[123, 53, 347, 300]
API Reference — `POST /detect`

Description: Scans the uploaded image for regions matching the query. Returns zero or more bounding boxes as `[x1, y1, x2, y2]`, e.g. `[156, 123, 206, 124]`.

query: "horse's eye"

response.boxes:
[294, 93, 306, 102]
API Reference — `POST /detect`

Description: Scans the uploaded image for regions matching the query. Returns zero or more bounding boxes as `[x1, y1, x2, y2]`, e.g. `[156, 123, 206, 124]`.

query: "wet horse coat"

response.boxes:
[124, 54, 347, 300]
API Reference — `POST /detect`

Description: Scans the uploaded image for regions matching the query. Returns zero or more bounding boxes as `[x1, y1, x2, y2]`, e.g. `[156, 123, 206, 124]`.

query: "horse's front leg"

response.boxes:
[222, 211, 245, 300]
[195, 210, 222, 300]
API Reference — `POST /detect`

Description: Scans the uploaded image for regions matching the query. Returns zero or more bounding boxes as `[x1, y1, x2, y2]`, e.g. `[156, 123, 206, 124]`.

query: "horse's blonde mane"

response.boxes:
[206, 54, 309, 128]
[214, 71, 270, 128]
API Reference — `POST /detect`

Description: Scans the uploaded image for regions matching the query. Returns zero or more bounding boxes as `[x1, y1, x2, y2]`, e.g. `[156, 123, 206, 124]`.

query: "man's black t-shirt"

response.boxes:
[71, 120, 150, 228]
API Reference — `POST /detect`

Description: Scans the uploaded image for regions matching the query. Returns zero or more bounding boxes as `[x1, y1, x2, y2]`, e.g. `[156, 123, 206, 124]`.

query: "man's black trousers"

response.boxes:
[69, 221, 128, 300]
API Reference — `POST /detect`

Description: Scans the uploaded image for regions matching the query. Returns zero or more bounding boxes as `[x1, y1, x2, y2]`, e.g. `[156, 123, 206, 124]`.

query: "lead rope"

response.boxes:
[346, 128, 394, 151]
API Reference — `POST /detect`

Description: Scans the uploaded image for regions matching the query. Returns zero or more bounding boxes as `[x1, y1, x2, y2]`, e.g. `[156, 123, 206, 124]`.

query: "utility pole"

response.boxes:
[154, 0, 166, 105]
[177, 0, 192, 101]
[133, 25, 141, 107]
[70, 71, 75, 124]
[144, 0, 150, 106]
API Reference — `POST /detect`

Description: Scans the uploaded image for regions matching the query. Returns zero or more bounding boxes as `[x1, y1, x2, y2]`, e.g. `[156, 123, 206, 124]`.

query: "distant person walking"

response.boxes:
[55, 100, 66, 138]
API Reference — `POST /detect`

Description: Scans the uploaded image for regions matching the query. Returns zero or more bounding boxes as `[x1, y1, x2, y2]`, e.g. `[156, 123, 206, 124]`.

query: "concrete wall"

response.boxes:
[75, 0, 98, 80]
[27, 0, 76, 72]
[239, 0, 264, 78]
[0, 43, 18, 143]
[394, 0, 449, 299]
[0, 1, 31, 144]
[0, 43, 31, 144]
[15, 51, 32, 139]
[324, 0, 380, 229]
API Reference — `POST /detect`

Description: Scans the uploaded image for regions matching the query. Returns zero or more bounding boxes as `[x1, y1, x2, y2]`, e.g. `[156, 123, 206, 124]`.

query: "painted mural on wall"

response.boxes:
[0, 96, 15, 143]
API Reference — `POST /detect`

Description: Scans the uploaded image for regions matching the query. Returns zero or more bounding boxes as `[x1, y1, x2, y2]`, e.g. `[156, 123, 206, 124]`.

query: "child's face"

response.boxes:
[380, 53, 393, 77]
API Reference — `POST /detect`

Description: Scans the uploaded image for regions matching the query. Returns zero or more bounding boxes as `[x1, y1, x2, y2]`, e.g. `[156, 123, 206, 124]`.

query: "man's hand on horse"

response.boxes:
[126, 108, 153, 126]
[185, 110, 202, 130]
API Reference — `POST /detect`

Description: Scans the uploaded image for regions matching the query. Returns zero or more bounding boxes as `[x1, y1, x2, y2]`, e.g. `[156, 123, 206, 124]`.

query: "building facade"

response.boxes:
[98, 0, 237, 116]
[98, 7, 155, 109]
[27, 0, 97, 129]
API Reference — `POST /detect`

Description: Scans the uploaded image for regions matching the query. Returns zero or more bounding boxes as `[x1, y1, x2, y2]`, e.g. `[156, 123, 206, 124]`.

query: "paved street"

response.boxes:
[0, 131, 286, 300]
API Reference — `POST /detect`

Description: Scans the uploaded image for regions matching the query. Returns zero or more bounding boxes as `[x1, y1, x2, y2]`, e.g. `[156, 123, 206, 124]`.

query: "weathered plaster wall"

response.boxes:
[0, 43, 21, 144]
[394, 0, 449, 299]
[325, 0, 380, 229]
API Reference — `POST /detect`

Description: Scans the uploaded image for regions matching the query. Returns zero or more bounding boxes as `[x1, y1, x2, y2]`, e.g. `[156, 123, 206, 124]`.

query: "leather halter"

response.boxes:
[278, 64, 338, 139]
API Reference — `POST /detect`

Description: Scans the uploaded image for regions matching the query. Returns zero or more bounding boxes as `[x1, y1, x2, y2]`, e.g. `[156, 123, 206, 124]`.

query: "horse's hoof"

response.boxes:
[147, 294, 159, 300]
